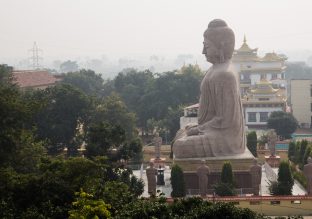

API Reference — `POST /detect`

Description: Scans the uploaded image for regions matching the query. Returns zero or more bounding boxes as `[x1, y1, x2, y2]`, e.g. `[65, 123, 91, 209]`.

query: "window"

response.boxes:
[272, 73, 277, 79]
[248, 112, 256, 122]
[291, 200, 301, 204]
[260, 112, 268, 122]
[259, 98, 269, 101]
[270, 201, 280, 205]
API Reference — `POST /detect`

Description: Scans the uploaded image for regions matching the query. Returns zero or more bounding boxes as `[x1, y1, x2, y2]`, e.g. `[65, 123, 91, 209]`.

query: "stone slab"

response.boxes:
[173, 149, 255, 172]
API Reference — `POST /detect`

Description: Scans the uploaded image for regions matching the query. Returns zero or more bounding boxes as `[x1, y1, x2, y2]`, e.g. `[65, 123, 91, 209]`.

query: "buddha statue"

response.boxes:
[173, 19, 246, 158]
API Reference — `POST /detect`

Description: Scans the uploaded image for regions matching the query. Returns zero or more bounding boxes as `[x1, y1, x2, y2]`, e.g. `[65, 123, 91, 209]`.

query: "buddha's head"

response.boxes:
[203, 19, 235, 64]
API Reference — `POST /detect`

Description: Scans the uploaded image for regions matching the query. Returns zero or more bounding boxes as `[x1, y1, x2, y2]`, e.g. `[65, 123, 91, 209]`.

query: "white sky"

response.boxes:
[1, 0, 312, 62]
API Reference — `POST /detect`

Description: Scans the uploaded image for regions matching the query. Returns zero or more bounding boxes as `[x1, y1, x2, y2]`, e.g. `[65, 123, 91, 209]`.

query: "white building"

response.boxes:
[242, 80, 286, 128]
[232, 36, 287, 96]
[180, 103, 198, 129]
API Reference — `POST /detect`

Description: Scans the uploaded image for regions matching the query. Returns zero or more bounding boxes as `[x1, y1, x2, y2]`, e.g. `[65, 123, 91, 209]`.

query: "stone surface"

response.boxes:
[146, 162, 157, 196]
[267, 129, 278, 156]
[196, 160, 210, 197]
[304, 157, 312, 195]
[153, 133, 162, 159]
[172, 19, 247, 158]
[174, 148, 255, 172]
[250, 159, 262, 195]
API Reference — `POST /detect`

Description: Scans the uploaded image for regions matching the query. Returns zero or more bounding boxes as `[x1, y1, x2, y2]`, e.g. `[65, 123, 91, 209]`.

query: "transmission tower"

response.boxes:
[29, 42, 43, 69]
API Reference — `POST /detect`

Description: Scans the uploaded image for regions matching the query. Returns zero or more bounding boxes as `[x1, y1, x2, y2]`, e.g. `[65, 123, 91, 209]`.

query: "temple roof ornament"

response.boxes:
[236, 35, 258, 53]
[261, 52, 287, 62]
[233, 36, 287, 62]
[250, 80, 278, 95]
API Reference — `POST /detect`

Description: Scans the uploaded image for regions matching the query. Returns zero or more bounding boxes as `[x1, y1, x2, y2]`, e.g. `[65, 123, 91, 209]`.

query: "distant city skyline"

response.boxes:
[1, 0, 312, 68]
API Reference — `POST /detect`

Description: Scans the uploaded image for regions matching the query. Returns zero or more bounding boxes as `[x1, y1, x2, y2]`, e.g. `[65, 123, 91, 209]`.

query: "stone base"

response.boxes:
[173, 149, 255, 172]
[184, 171, 253, 195]
[150, 157, 166, 169]
[265, 155, 280, 168]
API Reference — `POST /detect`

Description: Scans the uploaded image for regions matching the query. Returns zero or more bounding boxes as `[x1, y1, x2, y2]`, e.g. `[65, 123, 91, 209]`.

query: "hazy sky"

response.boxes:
[1, 0, 312, 62]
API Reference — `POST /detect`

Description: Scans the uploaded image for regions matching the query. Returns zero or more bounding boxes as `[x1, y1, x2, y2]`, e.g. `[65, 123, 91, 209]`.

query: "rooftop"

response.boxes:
[13, 70, 61, 88]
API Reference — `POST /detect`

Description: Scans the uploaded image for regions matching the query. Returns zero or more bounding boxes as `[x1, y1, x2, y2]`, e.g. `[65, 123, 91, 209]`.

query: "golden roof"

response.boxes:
[249, 80, 278, 94]
[261, 52, 287, 62]
[235, 35, 258, 53]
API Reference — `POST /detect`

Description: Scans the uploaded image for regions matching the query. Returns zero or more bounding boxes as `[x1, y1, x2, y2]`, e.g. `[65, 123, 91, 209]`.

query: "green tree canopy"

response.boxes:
[247, 131, 257, 157]
[30, 84, 90, 155]
[62, 69, 105, 97]
[267, 111, 298, 139]
[214, 161, 236, 196]
[270, 161, 294, 195]
[171, 164, 186, 197]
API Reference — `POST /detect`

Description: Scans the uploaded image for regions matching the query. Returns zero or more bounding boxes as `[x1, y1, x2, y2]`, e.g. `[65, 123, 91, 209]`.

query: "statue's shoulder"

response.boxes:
[212, 70, 236, 83]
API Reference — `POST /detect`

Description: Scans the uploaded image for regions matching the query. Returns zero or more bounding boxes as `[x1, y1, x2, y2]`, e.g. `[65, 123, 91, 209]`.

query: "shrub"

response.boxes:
[170, 164, 185, 197]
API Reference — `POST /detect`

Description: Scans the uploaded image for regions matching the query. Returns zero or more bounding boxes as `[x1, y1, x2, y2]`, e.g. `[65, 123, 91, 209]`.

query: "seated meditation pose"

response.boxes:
[173, 19, 245, 158]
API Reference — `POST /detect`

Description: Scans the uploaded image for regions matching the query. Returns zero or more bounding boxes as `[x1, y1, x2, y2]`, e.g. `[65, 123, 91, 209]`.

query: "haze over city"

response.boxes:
[1, 0, 312, 76]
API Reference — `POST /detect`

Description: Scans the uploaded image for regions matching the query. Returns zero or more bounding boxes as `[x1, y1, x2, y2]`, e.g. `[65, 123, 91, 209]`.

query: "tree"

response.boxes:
[85, 122, 125, 158]
[62, 69, 105, 97]
[60, 60, 79, 73]
[92, 93, 137, 140]
[100, 181, 134, 216]
[171, 164, 185, 197]
[247, 131, 257, 157]
[214, 162, 236, 196]
[270, 161, 294, 195]
[303, 145, 312, 165]
[288, 141, 296, 161]
[299, 140, 308, 165]
[0, 65, 40, 166]
[68, 189, 111, 219]
[31, 84, 90, 155]
[267, 111, 298, 139]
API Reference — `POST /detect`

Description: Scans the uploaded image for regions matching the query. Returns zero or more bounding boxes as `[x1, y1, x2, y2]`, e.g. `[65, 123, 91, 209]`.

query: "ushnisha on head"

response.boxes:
[202, 19, 235, 64]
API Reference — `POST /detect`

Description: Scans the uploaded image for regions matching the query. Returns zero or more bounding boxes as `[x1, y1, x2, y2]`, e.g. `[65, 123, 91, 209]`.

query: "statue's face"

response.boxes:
[202, 39, 218, 64]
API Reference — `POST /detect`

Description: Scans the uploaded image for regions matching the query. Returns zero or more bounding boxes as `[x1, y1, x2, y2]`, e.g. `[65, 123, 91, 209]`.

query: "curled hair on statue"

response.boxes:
[203, 19, 235, 62]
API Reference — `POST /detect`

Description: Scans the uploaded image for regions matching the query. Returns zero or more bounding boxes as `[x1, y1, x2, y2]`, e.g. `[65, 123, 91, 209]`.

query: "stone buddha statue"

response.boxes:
[173, 19, 246, 158]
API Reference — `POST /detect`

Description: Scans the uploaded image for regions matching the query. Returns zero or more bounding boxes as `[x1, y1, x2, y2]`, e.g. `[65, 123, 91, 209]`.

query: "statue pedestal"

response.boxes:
[173, 149, 255, 172]
[265, 155, 280, 168]
[150, 157, 166, 169]
[173, 149, 256, 195]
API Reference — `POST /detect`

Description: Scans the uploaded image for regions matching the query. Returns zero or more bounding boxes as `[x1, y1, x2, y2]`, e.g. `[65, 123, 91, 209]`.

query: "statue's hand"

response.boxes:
[186, 127, 199, 136]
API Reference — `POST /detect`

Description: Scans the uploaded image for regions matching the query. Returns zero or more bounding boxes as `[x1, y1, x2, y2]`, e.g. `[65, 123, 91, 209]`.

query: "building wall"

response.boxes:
[180, 117, 198, 129]
[245, 107, 283, 126]
[291, 80, 311, 128]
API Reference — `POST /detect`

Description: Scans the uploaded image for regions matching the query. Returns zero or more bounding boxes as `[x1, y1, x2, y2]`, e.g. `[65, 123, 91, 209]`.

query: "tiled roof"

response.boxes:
[12, 70, 60, 88]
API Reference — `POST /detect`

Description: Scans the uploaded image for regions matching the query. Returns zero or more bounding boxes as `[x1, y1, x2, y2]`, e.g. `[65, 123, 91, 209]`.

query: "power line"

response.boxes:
[29, 41, 43, 69]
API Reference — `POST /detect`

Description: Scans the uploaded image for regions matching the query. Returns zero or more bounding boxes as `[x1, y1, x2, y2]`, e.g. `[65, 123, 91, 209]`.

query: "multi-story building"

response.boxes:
[232, 36, 287, 96]
[242, 80, 286, 128]
[290, 79, 312, 128]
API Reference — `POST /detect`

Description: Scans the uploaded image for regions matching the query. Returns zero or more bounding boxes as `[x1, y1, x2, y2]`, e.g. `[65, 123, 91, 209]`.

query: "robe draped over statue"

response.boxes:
[173, 66, 245, 158]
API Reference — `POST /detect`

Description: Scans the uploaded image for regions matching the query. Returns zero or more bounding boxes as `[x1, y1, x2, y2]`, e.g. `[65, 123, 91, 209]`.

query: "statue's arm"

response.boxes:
[198, 71, 239, 130]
